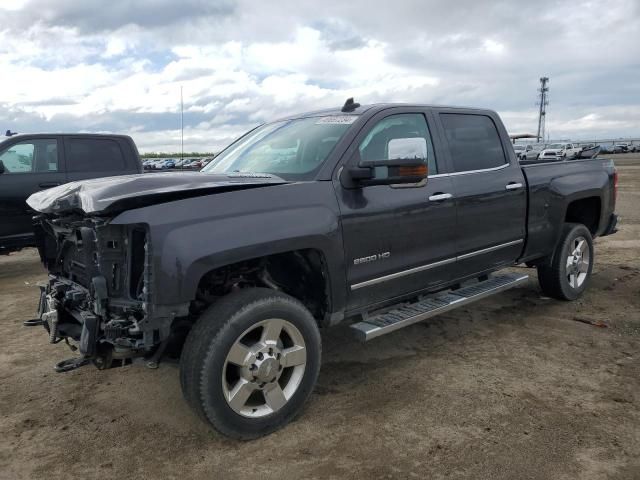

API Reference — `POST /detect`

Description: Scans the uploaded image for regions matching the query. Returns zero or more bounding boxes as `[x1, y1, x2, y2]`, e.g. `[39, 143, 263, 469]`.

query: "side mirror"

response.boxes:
[346, 137, 428, 187]
[0, 160, 5, 174]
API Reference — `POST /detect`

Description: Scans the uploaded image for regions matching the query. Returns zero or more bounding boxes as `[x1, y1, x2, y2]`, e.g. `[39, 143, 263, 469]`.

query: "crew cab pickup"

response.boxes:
[0, 134, 141, 253]
[26, 102, 618, 439]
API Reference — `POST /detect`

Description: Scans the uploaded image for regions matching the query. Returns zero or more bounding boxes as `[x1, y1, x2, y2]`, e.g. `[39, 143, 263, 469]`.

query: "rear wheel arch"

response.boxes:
[564, 196, 602, 236]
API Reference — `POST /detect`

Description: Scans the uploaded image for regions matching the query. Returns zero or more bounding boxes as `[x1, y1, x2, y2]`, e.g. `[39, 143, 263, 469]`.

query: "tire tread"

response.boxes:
[537, 223, 593, 301]
[179, 288, 321, 439]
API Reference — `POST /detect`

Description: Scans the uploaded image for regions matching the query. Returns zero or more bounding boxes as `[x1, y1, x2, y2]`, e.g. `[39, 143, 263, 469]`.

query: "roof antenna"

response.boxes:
[341, 97, 360, 113]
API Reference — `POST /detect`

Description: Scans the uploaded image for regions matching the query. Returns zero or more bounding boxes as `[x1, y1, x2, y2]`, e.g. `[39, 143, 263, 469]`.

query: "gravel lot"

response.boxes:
[1, 155, 639, 480]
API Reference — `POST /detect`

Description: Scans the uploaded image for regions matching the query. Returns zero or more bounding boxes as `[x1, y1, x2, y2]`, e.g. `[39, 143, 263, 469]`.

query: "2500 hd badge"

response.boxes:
[353, 252, 391, 265]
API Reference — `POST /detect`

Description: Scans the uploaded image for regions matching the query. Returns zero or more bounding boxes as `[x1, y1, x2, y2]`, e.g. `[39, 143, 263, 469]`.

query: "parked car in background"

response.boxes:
[612, 145, 628, 154]
[143, 159, 156, 170]
[513, 144, 526, 158]
[613, 143, 631, 153]
[151, 159, 168, 169]
[0, 133, 141, 253]
[186, 159, 203, 169]
[539, 143, 582, 160]
[599, 144, 613, 154]
[519, 144, 545, 161]
[174, 158, 187, 168]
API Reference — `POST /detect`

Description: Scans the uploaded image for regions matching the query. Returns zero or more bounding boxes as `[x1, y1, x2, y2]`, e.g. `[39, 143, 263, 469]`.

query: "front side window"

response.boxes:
[202, 116, 356, 180]
[440, 114, 507, 172]
[0, 139, 58, 173]
[358, 113, 437, 174]
[67, 138, 125, 172]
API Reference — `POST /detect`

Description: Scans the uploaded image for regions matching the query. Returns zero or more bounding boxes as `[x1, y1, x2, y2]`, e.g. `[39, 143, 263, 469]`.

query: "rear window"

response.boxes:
[66, 138, 126, 173]
[440, 114, 507, 172]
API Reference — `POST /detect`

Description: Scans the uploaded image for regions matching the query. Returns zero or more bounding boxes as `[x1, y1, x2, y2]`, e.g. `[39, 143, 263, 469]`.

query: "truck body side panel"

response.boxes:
[521, 158, 616, 262]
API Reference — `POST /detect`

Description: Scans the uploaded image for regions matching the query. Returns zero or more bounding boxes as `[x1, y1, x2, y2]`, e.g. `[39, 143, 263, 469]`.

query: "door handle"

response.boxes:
[505, 182, 523, 190]
[428, 193, 453, 202]
[39, 182, 61, 189]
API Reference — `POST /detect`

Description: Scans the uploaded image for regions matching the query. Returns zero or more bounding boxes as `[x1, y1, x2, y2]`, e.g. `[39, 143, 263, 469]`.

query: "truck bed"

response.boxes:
[520, 157, 617, 263]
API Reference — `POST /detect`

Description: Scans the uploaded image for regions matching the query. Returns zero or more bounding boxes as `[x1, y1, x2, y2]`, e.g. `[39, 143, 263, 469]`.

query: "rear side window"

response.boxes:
[440, 114, 507, 172]
[66, 138, 125, 172]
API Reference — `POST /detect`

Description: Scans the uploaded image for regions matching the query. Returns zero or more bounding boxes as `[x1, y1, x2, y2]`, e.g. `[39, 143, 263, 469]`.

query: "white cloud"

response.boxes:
[0, 0, 638, 151]
[482, 39, 505, 55]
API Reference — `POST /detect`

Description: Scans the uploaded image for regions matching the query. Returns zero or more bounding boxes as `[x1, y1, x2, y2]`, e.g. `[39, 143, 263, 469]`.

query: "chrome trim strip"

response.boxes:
[427, 173, 449, 178]
[349, 239, 524, 290]
[427, 163, 510, 178]
[448, 163, 510, 176]
[456, 239, 524, 260]
[350, 256, 457, 290]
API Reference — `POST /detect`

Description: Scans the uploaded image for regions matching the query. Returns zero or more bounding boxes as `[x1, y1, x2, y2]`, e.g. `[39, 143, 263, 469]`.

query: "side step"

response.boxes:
[350, 273, 529, 342]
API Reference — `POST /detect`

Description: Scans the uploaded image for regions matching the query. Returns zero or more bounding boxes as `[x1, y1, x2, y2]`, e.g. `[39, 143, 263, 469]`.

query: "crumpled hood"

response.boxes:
[27, 172, 288, 215]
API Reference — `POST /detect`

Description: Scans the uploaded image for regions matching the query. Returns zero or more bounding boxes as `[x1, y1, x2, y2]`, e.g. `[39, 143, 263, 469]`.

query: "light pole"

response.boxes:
[180, 85, 184, 170]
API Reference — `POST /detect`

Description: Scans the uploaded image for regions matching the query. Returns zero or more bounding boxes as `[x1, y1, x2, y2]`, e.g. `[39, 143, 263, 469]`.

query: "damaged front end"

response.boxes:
[30, 214, 160, 372]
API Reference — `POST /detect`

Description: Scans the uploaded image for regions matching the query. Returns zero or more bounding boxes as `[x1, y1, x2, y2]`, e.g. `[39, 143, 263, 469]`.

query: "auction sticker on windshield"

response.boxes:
[315, 116, 358, 124]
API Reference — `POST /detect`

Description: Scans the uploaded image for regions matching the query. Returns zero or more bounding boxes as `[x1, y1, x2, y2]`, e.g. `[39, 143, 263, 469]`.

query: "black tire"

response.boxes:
[537, 223, 594, 300]
[180, 288, 321, 439]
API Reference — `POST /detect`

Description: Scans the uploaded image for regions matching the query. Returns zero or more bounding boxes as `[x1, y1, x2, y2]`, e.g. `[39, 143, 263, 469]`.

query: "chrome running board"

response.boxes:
[350, 273, 529, 342]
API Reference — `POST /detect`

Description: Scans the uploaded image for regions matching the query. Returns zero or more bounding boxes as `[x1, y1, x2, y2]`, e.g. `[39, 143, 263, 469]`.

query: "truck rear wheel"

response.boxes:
[537, 223, 594, 300]
[180, 288, 321, 439]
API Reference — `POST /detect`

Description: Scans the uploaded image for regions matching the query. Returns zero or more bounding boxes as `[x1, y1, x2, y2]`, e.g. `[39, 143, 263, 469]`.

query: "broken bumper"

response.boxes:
[36, 280, 100, 358]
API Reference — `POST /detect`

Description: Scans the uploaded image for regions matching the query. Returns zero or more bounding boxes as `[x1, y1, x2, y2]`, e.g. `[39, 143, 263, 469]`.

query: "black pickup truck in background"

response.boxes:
[26, 102, 618, 439]
[0, 134, 141, 253]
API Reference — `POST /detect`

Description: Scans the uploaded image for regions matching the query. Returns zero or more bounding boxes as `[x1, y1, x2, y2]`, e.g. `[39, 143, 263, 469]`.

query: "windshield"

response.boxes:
[548, 144, 564, 149]
[202, 115, 357, 180]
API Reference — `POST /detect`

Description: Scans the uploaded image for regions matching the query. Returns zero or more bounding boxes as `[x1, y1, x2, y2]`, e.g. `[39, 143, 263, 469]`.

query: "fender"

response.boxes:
[110, 181, 347, 315]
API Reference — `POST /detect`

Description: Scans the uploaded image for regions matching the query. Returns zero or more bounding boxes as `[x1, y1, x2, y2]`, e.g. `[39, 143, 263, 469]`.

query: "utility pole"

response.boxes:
[180, 85, 184, 169]
[537, 77, 549, 143]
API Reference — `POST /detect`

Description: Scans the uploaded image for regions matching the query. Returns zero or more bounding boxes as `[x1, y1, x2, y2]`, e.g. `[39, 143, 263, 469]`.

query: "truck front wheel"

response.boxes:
[180, 288, 321, 439]
[537, 223, 594, 300]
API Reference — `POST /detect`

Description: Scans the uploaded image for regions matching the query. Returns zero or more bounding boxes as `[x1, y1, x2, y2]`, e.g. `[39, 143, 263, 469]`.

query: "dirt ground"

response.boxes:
[1, 155, 639, 480]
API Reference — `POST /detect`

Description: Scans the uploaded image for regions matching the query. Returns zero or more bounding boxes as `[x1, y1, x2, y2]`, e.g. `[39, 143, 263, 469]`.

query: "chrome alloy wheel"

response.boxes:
[566, 236, 590, 289]
[222, 318, 307, 418]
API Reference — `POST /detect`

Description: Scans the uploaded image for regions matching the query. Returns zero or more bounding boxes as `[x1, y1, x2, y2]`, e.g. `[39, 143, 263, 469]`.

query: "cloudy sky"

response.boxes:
[1, 0, 639, 152]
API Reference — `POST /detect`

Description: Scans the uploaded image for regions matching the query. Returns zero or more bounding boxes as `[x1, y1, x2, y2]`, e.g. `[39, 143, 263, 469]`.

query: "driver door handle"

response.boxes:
[505, 182, 523, 190]
[429, 193, 453, 202]
[39, 182, 61, 189]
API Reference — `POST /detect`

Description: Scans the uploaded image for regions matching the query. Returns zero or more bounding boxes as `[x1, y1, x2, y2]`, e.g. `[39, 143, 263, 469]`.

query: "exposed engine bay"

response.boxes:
[33, 213, 156, 371]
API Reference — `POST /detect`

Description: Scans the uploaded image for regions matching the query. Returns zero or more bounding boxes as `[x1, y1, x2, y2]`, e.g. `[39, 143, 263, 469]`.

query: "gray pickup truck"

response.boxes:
[26, 101, 618, 439]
